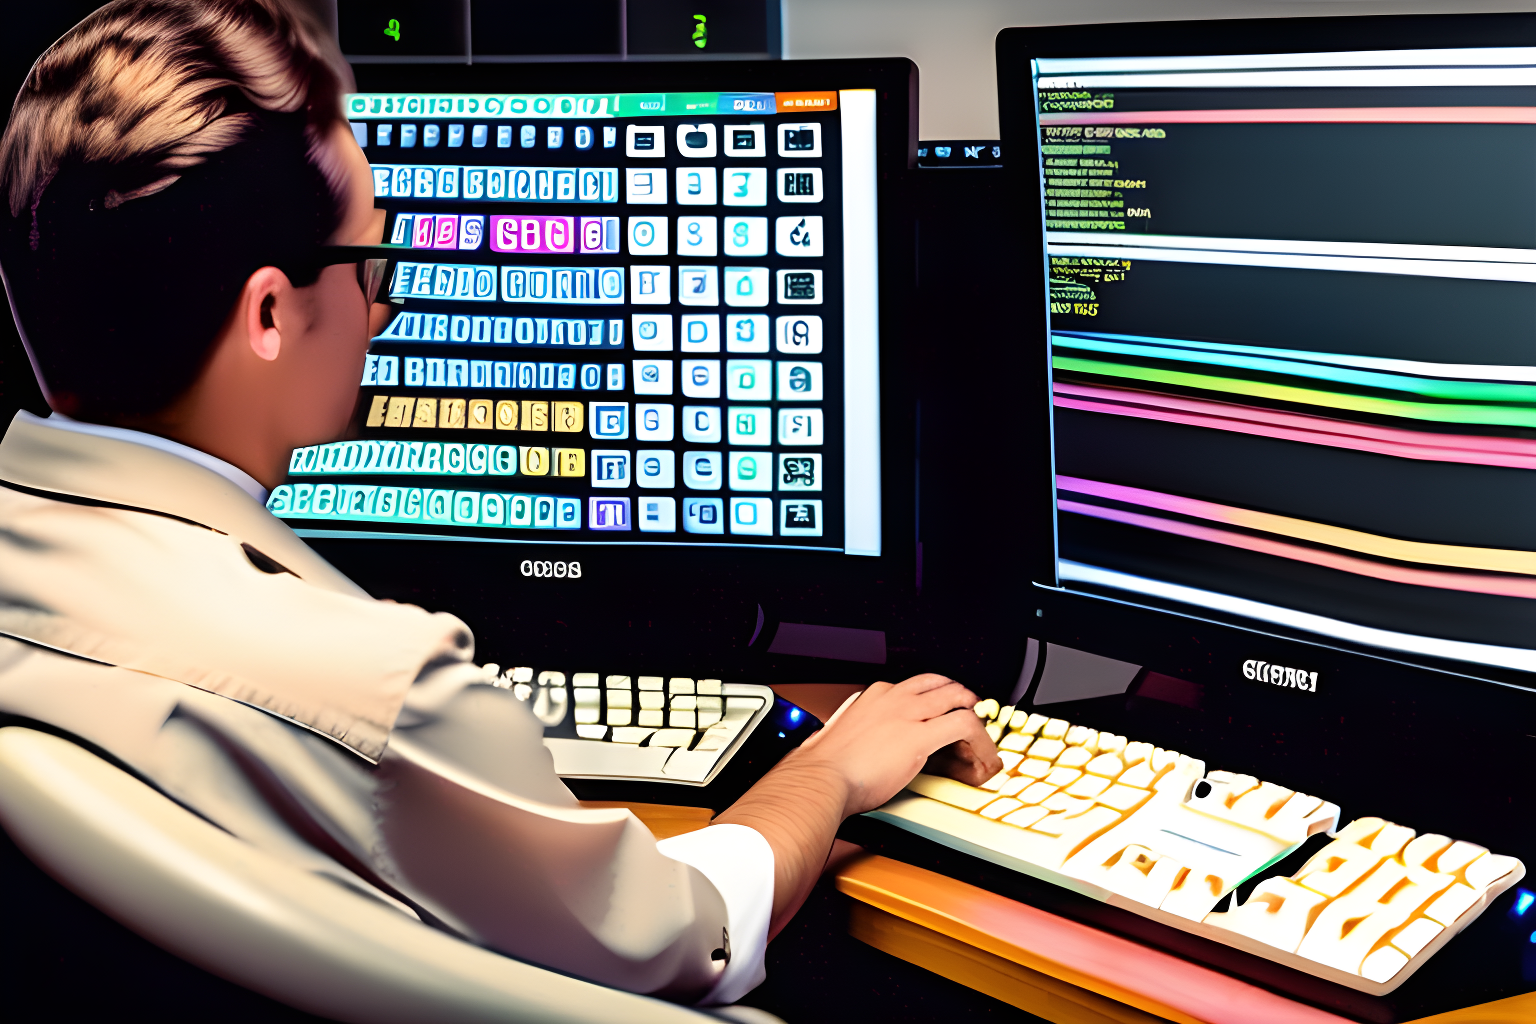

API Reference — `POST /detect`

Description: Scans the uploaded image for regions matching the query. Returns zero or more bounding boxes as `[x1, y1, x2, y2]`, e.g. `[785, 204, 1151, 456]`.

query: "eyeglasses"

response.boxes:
[281, 245, 398, 305]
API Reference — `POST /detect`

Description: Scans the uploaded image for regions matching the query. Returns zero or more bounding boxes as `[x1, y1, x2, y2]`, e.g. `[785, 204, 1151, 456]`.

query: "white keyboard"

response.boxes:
[495, 668, 774, 786]
[869, 702, 1525, 995]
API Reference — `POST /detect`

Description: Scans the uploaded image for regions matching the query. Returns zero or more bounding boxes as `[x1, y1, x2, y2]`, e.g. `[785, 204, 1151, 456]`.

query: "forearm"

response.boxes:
[713, 749, 850, 939]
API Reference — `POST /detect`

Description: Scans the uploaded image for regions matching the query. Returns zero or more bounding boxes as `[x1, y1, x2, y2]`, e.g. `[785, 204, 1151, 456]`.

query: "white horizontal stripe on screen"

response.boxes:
[1045, 232, 1536, 265]
[1036, 47, 1536, 76]
[1046, 243, 1536, 285]
[1057, 560, 1536, 674]
[1037, 67, 1536, 91]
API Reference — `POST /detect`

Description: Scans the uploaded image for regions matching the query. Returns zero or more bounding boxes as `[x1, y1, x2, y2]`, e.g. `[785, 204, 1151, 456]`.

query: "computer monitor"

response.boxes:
[262, 60, 917, 800]
[848, 16, 1536, 1020]
[1003, 16, 1536, 695]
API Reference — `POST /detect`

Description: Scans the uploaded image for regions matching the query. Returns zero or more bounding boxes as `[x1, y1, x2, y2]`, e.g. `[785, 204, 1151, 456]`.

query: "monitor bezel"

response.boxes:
[996, 15, 1536, 697]
[313, 58, 921, 685]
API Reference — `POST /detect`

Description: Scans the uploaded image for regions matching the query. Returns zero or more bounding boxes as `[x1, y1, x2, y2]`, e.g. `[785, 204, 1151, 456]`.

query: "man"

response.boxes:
[0, 0, 1000, 1008]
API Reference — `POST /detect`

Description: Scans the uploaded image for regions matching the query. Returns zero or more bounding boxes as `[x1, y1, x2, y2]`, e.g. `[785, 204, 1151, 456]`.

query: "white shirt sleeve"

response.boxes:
[655, 823, 774, 1005]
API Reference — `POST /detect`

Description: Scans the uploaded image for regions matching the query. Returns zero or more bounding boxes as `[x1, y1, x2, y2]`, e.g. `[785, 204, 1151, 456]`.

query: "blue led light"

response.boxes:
[1517, 890, 1536, 917]
[789, 708, 802, 724]
[778, 731, 786, 739]
[1529, 930, 1536, 944]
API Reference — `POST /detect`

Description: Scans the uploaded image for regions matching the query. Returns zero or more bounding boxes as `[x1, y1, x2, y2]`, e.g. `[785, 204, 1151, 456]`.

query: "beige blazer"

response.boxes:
[0, 411, 739, 1002]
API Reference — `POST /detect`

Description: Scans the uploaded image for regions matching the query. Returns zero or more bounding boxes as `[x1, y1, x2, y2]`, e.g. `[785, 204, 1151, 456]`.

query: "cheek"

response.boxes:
[317, 273, 370, 363]
[294, 272, 370, 423]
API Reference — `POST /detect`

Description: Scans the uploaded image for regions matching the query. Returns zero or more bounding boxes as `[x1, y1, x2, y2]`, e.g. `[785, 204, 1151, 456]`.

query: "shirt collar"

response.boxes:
[45, 414, 269, 503]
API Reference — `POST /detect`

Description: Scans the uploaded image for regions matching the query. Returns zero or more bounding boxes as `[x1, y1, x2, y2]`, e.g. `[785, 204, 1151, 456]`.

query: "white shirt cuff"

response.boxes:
[655, 823, 773, 1005]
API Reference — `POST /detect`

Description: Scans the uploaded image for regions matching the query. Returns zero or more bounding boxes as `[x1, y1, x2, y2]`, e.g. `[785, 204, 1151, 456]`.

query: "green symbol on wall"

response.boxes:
[692, 14, 707, 49]
[384, 18, 401, 42]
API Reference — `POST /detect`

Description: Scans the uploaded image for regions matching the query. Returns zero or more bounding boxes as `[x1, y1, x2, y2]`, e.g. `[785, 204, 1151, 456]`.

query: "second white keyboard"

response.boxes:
[496, 668, 774, 786]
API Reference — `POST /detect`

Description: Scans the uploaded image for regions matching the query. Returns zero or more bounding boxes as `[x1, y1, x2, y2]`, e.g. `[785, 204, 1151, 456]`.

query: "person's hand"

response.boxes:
[792, 673, 1003, 817]
[924, 734, 1004, 788]
[715, 673, 1003, 938]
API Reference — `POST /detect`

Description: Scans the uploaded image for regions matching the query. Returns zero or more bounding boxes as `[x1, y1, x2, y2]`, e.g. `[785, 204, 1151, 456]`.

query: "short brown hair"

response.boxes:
[0, 0, 356, 418]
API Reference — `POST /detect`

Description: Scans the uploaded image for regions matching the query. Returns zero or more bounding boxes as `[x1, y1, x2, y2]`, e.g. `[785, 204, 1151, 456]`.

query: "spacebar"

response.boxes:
[544, 738, 674, 779]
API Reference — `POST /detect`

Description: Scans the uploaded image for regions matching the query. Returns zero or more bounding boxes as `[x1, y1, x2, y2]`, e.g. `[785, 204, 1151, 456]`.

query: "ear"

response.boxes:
[241, 266, 291, 362]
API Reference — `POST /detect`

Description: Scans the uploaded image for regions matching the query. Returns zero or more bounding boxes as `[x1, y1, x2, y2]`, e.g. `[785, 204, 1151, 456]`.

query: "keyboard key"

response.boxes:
[610, 727, 654, 744]
[1465, 852, 1519, 890]
[573, 687, 601, 724]
[662, 749, 725, 783]
[1028, 738, 1066, 762]
[1015, 757, 1053, 780]
[649, 728, 695, 748]
[1055, 746, 1093, 769]
[1066, 775, 1111, 799]
[545, 737, 669, 777]
[981, 798, 1024, 821]
[531, 685, 567, 726]
[1018, 781, 1058, 805]
[1001, 806, 1051, 829]
[906, 774, 998, 813]
[1085, 753, 1124, 777]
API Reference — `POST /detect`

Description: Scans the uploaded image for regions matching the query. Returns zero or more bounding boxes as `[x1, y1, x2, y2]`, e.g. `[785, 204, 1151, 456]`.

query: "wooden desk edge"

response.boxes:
[835, 853, 1536, 1024]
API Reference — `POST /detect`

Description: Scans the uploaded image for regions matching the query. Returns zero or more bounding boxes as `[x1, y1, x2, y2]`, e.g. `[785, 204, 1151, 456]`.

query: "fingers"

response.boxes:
[937, 740, 1005, 787]
[924, 705, 1001, 757]
[890, 672, 961, 694]
[922, 710, 1004, 786]
[833, 675, 977, 725]
[901, 680, 981, 720]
